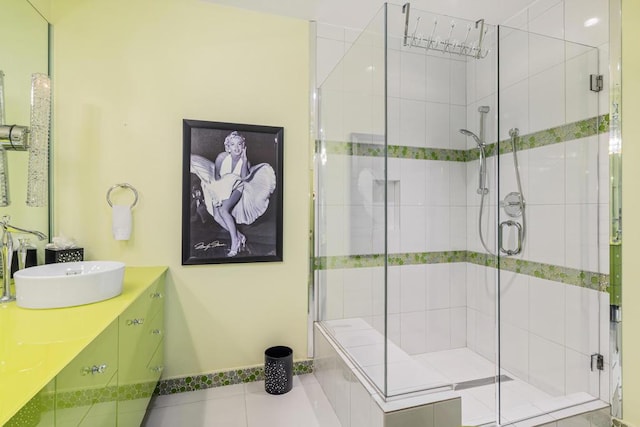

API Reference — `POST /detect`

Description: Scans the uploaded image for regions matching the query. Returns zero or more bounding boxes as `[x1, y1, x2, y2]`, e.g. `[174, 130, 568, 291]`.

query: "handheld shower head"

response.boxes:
[459, 128, 484, 148]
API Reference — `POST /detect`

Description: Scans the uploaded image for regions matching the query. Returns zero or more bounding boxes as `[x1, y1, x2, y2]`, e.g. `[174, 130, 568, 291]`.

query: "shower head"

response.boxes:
[459, 128, 484, 148]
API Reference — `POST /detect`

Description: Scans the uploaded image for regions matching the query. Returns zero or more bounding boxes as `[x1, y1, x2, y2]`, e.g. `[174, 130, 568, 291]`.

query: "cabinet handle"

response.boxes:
[150, 366, 164, 373]
[82, 364, 107, 376]
[151, 329, 162, 336]
[150, 292, 163, 299]
[126, 318, 145, 326]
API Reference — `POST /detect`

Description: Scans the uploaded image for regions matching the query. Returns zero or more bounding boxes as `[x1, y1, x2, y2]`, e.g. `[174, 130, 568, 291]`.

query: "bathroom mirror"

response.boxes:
[0, 0, 50, 255]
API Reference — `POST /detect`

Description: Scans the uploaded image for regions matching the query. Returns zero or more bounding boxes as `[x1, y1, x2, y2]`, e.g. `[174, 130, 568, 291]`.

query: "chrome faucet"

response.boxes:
[0, 215, 46, 303]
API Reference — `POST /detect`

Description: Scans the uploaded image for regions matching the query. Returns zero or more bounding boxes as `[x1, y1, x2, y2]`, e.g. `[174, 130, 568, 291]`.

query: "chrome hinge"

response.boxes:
[590, 74, 604, 92]
[591, 353, 604, 371]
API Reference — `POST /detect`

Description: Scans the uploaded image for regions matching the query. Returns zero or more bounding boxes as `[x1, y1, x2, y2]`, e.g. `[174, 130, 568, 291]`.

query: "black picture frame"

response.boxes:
[182, 120, 283, 264]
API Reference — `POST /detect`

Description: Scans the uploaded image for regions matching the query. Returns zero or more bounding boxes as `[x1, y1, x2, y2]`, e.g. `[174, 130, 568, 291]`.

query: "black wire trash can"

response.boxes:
[264, 346, 293, 395]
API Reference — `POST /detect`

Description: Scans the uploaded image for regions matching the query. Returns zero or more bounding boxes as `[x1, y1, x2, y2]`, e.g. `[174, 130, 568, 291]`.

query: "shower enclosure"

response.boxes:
[314, 3, 610, 426]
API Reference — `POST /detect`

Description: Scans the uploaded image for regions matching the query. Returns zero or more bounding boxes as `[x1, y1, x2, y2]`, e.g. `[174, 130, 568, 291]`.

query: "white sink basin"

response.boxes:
[14, 261, 125, 309]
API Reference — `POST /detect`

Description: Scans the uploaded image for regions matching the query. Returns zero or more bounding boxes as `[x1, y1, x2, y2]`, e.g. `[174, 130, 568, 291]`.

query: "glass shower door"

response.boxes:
[496, 25, 607, 424]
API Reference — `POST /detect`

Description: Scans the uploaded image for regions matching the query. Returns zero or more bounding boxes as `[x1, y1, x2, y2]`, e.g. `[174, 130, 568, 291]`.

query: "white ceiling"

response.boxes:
[203, 0, 540, 30]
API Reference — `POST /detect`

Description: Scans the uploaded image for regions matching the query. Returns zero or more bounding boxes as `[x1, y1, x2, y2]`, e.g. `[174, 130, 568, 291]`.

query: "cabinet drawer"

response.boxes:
[55, 320, 118, 426]
[56, 320, 118, 393]
[147, 338, 164, 383]
[119, 308, 164, 385]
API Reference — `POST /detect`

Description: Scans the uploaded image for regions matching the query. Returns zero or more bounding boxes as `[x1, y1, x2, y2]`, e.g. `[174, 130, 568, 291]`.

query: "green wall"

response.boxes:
[51, 0, 310, 379]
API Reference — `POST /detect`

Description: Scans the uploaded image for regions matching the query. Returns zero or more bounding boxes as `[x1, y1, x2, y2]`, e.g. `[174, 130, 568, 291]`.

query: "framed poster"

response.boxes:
[182, 120, 283, 264]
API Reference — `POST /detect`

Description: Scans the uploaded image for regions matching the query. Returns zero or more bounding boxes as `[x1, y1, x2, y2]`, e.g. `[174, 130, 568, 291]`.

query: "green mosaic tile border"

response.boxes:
[154, 359, 314, 396]
[315, 251, 609, 292]
[316, 114, 609, 162]
[56, 386, 118, 409]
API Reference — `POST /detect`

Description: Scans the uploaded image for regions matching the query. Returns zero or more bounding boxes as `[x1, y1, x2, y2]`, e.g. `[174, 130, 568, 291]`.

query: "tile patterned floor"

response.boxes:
[142, 374, 341, 427]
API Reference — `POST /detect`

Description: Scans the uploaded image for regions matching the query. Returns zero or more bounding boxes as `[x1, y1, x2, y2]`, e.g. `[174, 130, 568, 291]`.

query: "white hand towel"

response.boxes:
[112, 204, 132, 240]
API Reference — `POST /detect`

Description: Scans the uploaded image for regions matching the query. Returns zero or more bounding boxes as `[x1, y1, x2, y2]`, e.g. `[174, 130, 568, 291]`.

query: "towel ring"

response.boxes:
[106, 183, 139, 208]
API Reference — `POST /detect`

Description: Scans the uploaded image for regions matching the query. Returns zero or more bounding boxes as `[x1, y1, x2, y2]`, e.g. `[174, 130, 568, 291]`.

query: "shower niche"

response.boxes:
[315, 2, 610, 426]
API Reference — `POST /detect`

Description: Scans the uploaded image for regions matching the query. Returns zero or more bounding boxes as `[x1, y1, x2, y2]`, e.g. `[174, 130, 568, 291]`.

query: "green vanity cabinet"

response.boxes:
[3, 267, 167, 427]
[117, 277, 165, 427]
[55, 320, 119, 427]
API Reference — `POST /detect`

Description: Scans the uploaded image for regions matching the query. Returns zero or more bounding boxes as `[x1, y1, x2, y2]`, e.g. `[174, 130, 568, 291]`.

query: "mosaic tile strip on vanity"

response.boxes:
[154, 359, 313, 396]
[316, 114, 609, 162]
[315, 251, 609, 292]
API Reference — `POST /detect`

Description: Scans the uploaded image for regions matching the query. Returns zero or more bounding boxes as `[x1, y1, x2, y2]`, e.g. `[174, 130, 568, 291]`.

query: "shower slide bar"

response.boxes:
[402, 3, 489, 59]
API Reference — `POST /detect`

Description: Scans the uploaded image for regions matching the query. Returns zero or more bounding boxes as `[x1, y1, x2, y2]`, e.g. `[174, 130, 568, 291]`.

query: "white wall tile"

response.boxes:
[450, 263, 467, 307]
[499, 28, 529, 89]
[400, 264, 427, 313]
[371, 267, 385, 317]
[466, 263, 479, 310]
[400, 99, 426, 147]
[426, 263, 451, 310]
[499, 79, 530, 141]
[529, 2, 564, 39]
[529, 277, 565, 345]
[317, 37, 346, 87]
[476, 266, 497, 317]
[597, 134, 610, 206]
[528, 143, 565, 205]
[564, 0, 609, 47]
[475, 49, 498, 102]
[450, 105, 468, 150]
[387, 48, 401, 99]
[564, 204, 599, 272]
[466, 308, 477, 351]
[599, 291, 610, 364]
[450, 206, 467, 251]
[343, 92, 375, 137]
[425, 207, 451, 252]
[529, 32, 565, 78]
[564, 285, 599, 356]
[500, 271, 529, 330]
[323, 205, 349, 256]
[387, 96, 401, 146]
[387, 266, 402, 314]
[449, 161, 467, 207]
[450, 307, 467, 348]
[426, 56, 451, 103]
[565, 349, 598, 396]
[426, 102, 451, 149]
[598, 204, 609, 275]
[400, 158, 426, 206]
[400, 206, 427, 252]
[565, 50, 599, 123]
[475, 311, 497, 363]
[426, 161, 451, 206]
[528, 0, 563, 23]
[529, 334, 565, 396]
[319, 86, 345, 141]
[529, 63, 566, 133]
[401, 51, 427, 101]
[565, 136, 599, 205]
[450, 60, 466, 106]
[344, 268, 374, 318]
[426, 309, 451, 352]
[319, 269, 344, 320]
[401, 311, 428, 354]
[317, 23, 345, 41]
[500, 322, 529, 381]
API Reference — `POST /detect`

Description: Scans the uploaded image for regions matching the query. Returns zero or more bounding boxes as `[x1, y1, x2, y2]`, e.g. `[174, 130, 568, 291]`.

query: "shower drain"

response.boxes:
[452, 374, 513, 391]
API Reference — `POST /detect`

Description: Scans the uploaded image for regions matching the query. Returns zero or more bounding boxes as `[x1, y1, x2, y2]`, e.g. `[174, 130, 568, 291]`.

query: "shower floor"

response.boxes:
[322, 318, 604, 426]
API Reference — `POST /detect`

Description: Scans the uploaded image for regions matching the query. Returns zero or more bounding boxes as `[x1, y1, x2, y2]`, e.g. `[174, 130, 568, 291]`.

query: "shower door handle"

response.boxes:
[498, 220, 523, 256]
